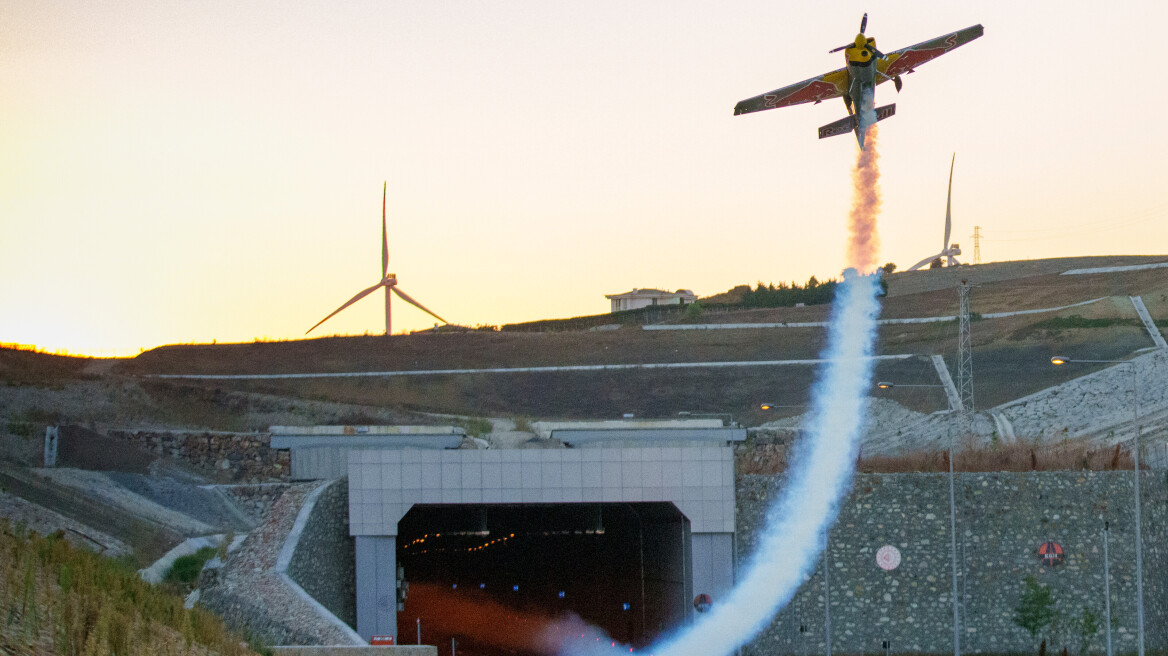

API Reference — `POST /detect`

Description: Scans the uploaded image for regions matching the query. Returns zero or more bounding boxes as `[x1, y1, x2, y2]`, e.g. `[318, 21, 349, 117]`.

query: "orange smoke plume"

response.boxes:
[846, 126, 881, 272]
[407, 583, 614, 656]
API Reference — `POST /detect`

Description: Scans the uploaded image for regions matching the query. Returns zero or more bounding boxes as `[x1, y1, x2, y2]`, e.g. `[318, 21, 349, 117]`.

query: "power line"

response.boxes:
[986, 202, 1168, 237]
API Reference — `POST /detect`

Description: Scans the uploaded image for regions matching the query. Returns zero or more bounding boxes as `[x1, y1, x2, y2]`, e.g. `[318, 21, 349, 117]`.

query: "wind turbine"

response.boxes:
[306, 182, 448, 336]
[906, 154, 963, 271]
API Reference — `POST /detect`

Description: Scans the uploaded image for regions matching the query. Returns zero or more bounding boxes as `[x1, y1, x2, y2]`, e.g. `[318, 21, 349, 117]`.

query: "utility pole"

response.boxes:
[1103, 522, 1113, 656]
[823, 528, 832, 656]
[971, 227, 982, 264]
[956, 281, 975, 437]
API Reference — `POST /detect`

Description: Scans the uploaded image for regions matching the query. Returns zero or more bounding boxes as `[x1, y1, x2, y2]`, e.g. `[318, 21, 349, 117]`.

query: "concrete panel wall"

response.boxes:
[347, 447, 735, 536]
[349, 445, 737, 644]
[355, 536, 399, 642]
[691, 533, 735, 608]
[293, 447, 349, 480]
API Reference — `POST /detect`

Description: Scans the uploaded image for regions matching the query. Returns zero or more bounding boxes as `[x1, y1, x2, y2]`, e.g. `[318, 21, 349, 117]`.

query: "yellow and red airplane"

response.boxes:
[734, 14, 983, 149]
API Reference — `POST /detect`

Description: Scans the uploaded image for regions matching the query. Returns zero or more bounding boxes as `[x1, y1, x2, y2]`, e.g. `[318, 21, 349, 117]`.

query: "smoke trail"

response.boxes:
[847, 125, 881, 271]
[643, 271, 882, 656]
[410, 582, 613, 655]
[563, 95, 887, 656]
[847, 85, 881, 272]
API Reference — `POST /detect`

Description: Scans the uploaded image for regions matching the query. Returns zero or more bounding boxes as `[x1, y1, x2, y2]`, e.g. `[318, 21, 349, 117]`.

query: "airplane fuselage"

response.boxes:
[842, 35, 880, 147]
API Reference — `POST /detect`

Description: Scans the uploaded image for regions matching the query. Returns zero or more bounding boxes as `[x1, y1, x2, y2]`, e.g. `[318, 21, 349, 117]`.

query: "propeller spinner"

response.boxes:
[829, 13, 885, 59]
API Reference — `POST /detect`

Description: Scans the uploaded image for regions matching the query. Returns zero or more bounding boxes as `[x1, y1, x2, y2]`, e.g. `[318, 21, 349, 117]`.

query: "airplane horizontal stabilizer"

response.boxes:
[818, 115, 857, 139]
[817, 103, 897, 140]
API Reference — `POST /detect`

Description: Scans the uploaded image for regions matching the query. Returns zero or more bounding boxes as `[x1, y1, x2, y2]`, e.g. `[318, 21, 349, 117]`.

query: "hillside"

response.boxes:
[4, 256, 1167, 427]
[0, 520, 262, 655]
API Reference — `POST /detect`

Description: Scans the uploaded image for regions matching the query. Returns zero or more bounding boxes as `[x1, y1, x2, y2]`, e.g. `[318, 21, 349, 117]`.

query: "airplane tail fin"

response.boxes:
[817, 103, 896, 140]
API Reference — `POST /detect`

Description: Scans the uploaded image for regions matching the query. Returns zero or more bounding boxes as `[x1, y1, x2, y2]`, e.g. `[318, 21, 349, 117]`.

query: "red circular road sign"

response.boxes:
[1038, 541, 1064, 567]
[693, 594, 712, 612]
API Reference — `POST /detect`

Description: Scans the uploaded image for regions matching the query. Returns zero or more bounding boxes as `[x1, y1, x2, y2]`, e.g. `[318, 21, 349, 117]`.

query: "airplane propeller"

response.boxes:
[829, 13, 885, 59]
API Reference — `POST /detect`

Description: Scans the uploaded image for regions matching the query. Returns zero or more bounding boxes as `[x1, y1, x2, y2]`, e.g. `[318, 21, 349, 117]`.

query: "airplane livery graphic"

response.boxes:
[735, 15, 983, 148]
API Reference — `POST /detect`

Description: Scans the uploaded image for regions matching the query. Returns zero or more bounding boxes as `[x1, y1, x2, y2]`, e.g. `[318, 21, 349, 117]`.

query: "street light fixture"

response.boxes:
[874, 380, 961, 656]
[1048, 355, 1144, 656]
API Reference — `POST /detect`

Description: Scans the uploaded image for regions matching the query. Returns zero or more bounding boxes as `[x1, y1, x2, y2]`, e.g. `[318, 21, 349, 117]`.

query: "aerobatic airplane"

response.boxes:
[733, 15, 983, 149]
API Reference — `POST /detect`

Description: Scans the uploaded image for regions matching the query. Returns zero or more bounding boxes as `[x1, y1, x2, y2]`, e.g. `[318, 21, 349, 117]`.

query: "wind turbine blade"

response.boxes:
[381, 181, 389, 278]
[943, 154, 954, 249]
[305, 281, 385, 334]
[391, 286, 448, 324]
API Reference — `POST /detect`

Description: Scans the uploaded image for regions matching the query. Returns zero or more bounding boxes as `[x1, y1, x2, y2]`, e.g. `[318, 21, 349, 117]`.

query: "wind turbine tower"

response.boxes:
[306, 182, 447, 336]
[907, 154, 963, 271]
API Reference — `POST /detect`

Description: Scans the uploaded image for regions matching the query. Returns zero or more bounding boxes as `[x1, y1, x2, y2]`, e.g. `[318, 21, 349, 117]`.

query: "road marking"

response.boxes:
[143, 355, 915, 380]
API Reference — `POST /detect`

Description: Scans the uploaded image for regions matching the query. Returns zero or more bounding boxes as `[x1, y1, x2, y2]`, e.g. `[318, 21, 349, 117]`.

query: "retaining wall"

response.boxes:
[106, 429, 290, 482]
[289, 479, 357, 628]
[738, 472, 1168, 655]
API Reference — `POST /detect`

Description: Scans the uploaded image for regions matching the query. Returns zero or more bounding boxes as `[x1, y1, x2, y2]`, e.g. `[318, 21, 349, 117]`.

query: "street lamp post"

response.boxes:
[1050, 356, 1143, 656]
[875, 381, 961, 656]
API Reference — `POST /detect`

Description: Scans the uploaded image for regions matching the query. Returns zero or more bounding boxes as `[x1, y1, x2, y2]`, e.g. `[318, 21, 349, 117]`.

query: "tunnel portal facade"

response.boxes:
[348, 446, 737, 646]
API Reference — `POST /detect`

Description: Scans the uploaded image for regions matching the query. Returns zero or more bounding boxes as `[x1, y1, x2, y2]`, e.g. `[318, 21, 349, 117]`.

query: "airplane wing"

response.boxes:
[877, 24, 984, 81]
[734, 68, 849, 116]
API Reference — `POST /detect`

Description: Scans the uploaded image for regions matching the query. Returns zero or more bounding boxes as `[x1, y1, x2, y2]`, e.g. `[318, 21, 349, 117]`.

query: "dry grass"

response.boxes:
[0, 518, 264, 655]
[738, 440, 1142, 476]
[858, 441, 1138, 473]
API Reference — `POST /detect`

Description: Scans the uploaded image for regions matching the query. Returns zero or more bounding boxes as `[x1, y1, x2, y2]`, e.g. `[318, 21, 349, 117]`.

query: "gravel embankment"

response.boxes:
[200, 482, 357, 646]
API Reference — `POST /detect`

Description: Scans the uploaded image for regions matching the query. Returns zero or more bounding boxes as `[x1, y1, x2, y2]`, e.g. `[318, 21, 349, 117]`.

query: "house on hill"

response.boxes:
[605, 288, 697, 312]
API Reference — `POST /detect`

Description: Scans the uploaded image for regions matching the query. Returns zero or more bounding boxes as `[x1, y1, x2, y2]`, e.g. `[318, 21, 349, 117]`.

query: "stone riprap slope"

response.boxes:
[737, 472, 1168, 655]
[858, 349, 1168, 458]
[287, 479, 355, 628]
[200, 482, 357, 646]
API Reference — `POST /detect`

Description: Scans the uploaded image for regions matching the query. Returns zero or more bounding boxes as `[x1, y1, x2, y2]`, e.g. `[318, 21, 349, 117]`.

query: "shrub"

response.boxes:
[164, 546, 218, 585]
[1013, 574, 1057, 642]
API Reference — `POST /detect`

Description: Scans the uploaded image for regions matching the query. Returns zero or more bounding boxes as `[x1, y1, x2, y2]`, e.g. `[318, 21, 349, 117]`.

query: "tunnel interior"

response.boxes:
[397, 502, 690, 656]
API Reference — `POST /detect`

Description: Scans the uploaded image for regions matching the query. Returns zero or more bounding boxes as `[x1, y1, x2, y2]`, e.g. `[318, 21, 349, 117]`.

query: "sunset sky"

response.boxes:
[3, 1, 1166, 355]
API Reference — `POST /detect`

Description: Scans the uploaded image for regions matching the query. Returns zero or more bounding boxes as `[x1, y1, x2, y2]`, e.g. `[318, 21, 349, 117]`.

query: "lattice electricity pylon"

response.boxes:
[971, 226, 982, 265]
[956, 281, 975, 436]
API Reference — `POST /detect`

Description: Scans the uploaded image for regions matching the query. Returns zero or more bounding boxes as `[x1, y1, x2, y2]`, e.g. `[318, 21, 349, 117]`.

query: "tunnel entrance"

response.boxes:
[397, 502, 690, 656]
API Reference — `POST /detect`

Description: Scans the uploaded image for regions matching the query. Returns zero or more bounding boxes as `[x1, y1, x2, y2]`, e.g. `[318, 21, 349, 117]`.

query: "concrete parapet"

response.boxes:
[273, 647, 438, 656]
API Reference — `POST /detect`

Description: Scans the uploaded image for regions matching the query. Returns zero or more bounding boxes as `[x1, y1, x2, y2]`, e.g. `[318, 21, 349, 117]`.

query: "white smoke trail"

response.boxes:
[559, 100, 885, 656]
[557, 271, 883, 656]
[647, 270, 882, 656]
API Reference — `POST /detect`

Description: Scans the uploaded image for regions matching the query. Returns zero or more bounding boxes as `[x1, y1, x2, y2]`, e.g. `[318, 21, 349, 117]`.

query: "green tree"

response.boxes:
[684, 300, 705, 322]
[1013, 575, 1057, 644]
